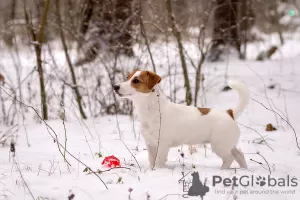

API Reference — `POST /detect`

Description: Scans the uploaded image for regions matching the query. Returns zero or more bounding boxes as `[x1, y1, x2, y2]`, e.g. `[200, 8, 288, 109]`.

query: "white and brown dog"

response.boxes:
[114, 70, 249, 169]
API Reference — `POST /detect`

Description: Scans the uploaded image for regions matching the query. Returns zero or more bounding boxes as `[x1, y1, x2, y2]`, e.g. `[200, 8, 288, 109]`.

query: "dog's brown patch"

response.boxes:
[198, 108, 210, 115]
[127, 69, 139, 80]
[130, 70, 161, 93]
[227, 109, 234, 120]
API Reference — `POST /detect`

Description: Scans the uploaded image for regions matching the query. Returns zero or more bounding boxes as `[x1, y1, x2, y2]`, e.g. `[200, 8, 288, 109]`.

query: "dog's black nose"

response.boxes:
[113, 84, 120, 91]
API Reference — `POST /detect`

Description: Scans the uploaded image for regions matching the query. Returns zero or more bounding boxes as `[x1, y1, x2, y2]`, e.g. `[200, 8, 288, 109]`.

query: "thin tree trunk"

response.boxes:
[3, 0, 16, 46]
[35, 45, 48, 120]
[10, 0, 16, 29]
[55, 0, 87, 119]
[37, 0, 50, 120]
[78, 0, 93, 49]
[209, 0, 240, 61]
[23, 0, 50, 120]
[140, 0, 156, 73]
[166, 0, 192, 105]
[278, 28, 284, 45]
[194, 52, 205, 106]
[76, 0, 136, 66]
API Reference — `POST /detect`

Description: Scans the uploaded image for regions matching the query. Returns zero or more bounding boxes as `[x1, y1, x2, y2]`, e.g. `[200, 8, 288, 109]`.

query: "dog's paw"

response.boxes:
[156, 164, 166, 169]
[150, 163, 166, 169]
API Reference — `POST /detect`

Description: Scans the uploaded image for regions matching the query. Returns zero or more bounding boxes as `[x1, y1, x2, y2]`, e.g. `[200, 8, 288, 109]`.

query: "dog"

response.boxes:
[114, 70, 249, 169]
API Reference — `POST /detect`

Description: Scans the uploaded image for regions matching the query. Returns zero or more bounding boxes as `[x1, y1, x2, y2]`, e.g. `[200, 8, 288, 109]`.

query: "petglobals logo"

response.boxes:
[212, 175, 298, 187]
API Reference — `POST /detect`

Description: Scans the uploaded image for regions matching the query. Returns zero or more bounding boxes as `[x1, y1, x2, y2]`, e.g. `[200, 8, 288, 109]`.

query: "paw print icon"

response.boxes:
[256, 176, 266, 186]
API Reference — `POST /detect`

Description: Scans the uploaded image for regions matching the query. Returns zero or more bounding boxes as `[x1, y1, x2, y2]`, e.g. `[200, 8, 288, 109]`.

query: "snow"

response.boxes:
[1, 39, 300, 200]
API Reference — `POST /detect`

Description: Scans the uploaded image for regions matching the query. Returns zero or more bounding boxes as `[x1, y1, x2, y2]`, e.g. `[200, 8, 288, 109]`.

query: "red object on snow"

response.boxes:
[101, 155, 121, 168]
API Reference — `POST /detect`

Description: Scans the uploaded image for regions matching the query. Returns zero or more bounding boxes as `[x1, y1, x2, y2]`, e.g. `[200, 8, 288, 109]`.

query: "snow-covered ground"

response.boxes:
[1, 38, 300, 200]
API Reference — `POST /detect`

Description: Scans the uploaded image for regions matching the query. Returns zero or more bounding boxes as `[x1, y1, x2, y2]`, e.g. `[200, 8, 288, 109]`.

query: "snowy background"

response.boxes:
[1, 0, 300, 199]
[1, 35, 300, 199]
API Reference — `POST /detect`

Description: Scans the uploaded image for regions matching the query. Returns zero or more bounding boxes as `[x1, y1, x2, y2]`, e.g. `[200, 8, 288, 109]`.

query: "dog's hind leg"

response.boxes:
[211, 142, 234, 169]
[211, 122, 241, 169]
[231, 147, 247, 169]
[220, 154, 234, 169]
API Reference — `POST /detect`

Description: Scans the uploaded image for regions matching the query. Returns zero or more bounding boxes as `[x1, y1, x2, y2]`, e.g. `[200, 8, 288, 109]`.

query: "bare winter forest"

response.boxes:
[1, 0, 300, 200]
[0, 0, 299, 122]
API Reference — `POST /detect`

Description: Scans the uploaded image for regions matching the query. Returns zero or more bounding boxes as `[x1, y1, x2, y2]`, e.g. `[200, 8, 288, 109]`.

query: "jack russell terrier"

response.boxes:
[114, 70, 249, 169]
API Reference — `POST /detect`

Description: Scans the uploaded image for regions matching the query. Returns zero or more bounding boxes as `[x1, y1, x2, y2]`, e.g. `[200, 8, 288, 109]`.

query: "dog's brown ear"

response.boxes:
[146, 71, 161, 89]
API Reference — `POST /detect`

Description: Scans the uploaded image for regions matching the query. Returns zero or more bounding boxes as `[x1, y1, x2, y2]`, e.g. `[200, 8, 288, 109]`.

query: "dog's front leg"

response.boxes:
[146, 144, 157, 168]
[154, 146, 169, 168]
[147, 144, 169, 169]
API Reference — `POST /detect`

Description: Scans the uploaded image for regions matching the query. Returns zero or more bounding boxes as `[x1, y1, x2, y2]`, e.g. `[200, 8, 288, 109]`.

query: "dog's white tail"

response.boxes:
[227, 80, 249, 119]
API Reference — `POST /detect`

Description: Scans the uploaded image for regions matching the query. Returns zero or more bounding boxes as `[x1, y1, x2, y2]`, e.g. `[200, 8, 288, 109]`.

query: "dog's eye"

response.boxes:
[132, 78, 140, 84]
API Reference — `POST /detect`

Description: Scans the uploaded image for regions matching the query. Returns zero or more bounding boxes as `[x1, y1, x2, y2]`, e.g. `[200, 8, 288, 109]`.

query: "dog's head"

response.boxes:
[113, 70, 161, 98]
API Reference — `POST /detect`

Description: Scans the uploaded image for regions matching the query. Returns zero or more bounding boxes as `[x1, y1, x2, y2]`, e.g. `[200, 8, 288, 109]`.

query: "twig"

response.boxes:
[87, 166, 131, 175]
[256, 151, 272, 175]
[152, 90, 162, 170]
[119, 139, 141, 172]
[13, 158, 35, 200]
[62, 108, 68, 163]
[252, 98, 300, 150]
[0, 86, 108, 189]
[238, 123, 274, 152]
[158, 194, 181, 200]
[249, 159, 268, 172]
[247, 66, 279, 127]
